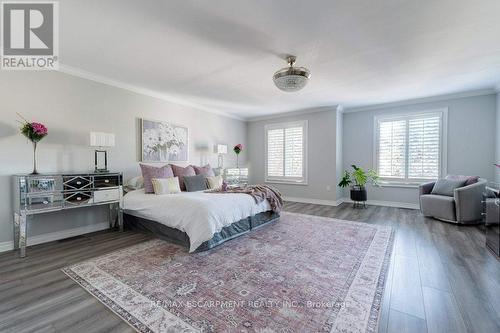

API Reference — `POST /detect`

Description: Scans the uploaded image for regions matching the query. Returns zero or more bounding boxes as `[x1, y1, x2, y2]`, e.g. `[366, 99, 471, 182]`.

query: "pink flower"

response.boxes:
[233, 144, 243, 155]
[31, 122, 47, 135]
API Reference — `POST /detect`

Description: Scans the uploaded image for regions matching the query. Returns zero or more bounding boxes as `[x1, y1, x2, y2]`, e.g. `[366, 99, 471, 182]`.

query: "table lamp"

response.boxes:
[217, 144, 228, 168]
[90, 132, 115, 172]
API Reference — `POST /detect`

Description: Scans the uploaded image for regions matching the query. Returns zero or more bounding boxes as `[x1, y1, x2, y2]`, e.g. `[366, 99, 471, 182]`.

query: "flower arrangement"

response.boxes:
[17, 113, 48, 174]
[233, 144, 243, 155]
[233, 144, 243, 168]
[20, 121, 48, 142]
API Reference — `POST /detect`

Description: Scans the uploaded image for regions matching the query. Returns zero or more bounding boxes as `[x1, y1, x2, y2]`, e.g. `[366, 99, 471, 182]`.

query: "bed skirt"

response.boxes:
[123, 211, 280, 252]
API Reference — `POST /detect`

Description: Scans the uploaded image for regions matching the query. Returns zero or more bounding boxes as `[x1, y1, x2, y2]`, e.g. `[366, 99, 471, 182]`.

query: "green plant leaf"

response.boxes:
[338, 170, 352, 188]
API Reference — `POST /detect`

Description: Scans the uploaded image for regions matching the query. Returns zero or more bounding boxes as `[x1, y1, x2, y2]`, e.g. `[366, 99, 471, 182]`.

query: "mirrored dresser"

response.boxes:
[13, 172, 123, 257]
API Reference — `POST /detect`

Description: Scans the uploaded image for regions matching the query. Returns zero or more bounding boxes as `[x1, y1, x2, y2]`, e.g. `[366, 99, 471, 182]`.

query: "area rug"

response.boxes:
[62, 212, 394, 333]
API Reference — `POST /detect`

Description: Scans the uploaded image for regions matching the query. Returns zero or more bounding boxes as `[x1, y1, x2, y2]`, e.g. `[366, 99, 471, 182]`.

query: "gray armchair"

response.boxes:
[419, 178, 487, 223]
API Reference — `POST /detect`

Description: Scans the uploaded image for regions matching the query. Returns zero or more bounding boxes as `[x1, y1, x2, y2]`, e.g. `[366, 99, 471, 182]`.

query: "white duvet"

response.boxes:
[123, 189, 271, 252]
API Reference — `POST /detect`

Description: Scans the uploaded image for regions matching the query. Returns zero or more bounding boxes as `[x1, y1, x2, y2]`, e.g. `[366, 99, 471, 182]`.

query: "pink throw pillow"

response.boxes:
[139, 164, 174, 194]
[170, 164, 196, 191]
[193, 164, 215, 177]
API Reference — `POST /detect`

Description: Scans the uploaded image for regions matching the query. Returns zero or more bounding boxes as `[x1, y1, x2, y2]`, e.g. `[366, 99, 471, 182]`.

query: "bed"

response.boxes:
[122, 189, 279, 252]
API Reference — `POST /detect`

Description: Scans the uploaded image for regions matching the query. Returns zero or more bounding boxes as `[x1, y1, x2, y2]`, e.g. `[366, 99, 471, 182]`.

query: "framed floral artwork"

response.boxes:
[141, 118, 189, 162]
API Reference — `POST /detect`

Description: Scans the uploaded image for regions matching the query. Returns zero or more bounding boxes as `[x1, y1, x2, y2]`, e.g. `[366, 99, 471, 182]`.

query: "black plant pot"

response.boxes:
[350, 186, 367, 208]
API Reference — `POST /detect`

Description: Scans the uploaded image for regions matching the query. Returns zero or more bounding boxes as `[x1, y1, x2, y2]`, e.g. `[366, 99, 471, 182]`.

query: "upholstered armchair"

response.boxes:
[419, 178, 487, 223]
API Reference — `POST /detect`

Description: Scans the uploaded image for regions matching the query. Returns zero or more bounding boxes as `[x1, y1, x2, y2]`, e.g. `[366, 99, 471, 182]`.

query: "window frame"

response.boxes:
[265, 120, 308, 185]
[373, 108, 448, 186]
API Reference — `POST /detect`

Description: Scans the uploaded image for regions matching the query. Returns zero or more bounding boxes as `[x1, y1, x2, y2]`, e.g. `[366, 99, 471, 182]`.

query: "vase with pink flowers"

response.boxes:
[18, 114, 48, 174]
[233, 144, 243, 168]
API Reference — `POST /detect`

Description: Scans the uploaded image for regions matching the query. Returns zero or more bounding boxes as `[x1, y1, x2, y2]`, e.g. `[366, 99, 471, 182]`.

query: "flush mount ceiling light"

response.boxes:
[273, 55, 311, 92]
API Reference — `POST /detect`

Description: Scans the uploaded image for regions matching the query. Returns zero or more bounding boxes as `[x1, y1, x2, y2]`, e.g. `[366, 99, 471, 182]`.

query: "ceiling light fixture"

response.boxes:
[273, 56, 311, 92]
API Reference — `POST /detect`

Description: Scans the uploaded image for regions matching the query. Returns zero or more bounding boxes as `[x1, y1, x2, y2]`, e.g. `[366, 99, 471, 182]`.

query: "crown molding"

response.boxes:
[247, 105, 338, 122]
[343, 88, 498, 114]
[58, 64, 245, 121]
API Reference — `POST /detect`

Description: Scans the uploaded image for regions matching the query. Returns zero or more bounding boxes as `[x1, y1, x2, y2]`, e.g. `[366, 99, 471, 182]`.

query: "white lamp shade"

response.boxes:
[217, 144, 228, 154]
[90, 132, 115, 147]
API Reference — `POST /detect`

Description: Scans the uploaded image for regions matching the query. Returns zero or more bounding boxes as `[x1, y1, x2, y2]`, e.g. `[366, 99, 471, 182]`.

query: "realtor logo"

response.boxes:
[1, 1, 58, 70]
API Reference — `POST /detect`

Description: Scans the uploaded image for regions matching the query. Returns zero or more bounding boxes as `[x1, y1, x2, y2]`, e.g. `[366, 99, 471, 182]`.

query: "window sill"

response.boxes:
[265, 180, 308, 186]
[377, 182, 420, 188]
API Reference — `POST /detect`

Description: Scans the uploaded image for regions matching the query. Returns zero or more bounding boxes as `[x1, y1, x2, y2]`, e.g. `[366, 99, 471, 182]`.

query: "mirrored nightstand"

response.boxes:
[224, 168, 249, 187]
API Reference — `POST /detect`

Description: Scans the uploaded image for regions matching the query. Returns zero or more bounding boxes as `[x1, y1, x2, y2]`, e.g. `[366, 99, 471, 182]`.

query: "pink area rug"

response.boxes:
[63, 212, 394, 333]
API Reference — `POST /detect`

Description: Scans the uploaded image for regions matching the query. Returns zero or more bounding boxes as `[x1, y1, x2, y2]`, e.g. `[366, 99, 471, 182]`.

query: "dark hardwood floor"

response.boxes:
[0, 202, 499, 333]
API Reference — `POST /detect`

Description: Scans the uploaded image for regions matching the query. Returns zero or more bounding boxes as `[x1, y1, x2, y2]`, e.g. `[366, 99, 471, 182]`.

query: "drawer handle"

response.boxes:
[76, 197, 82, 201]
[76, 181, 82, 185]
[104, 179, 110, 183]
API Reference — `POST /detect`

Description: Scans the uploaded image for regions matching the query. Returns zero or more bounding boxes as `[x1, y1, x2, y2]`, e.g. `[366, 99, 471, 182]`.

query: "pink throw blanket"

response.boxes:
[208, 184, 283, 213]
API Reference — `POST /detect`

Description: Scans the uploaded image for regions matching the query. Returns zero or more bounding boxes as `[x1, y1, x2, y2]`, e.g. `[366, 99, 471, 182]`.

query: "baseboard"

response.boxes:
[283, 196, 343, 206]
[341, 198, 419, 209]
[0, 222, 110, 253]
[284, 196, 419, 209]
[0, 242, 13, 253]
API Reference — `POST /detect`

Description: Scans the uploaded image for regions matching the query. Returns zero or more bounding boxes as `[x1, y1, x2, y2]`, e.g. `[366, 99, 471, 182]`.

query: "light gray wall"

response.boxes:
[343, 94, 497, 205]
[0, 71, 247, 244]
[496, 93, 500, 183]
[247, 109, 339, 202]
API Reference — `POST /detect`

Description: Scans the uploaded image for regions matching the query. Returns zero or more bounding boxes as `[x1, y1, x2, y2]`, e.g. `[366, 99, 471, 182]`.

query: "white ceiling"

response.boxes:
[60, 0, 500, 119]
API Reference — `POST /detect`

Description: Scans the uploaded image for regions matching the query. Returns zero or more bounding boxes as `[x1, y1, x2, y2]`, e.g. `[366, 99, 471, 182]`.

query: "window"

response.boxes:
[265, 120, 307, 184]
[374, 110, 447, 184]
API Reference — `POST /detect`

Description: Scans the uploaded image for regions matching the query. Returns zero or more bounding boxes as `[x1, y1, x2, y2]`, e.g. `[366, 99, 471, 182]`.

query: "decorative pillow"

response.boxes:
[126, 176, 144, 190]
[183, 174, 208, 192]
[139, 164, 174, 194]
[206, 175, 223, 189]
[170, 164, 196, 191]
[445, 174, 479, 186]
[151, 177, 181, 195]
[465, 176, 480, 186]
[431, 179, 467, 196]
[193, 164, 215, 177]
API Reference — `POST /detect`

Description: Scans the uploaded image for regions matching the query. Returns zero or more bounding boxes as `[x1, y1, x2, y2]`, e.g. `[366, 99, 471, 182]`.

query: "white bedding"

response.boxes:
[123, 189, 271, 252]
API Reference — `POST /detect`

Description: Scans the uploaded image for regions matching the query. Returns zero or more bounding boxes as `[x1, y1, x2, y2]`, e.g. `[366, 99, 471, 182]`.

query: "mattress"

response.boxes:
[122, 189, 272, 252]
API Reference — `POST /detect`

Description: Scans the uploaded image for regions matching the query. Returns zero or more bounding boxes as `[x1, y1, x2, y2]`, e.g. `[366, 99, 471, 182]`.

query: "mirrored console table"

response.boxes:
[13, 172, 123, 257]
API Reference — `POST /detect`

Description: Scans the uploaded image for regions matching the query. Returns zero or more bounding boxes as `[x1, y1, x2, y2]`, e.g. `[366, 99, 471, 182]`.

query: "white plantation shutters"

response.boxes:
[284, 126, 304, 178]
[378, 120, 407, 178]
[408, 116, 440, 179]
[375, 111, 445, 182]
[266, 121, 307, 183]
[267, 129, 285, 177]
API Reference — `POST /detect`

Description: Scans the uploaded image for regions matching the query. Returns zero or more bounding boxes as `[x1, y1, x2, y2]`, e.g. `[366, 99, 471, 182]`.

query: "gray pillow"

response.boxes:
[431, 179, 467, 196]
[183, 174, 208, 192]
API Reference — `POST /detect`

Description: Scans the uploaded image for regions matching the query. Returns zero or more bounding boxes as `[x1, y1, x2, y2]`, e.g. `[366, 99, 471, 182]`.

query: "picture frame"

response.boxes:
[141, 118, 189, 162]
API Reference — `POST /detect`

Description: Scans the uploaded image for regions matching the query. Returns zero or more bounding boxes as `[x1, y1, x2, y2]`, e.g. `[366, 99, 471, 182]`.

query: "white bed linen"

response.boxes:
[123, 189, 271, 252]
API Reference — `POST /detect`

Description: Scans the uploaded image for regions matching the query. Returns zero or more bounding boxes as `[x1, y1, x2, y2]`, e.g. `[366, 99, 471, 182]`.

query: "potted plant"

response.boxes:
[338, 165, 379, 207]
